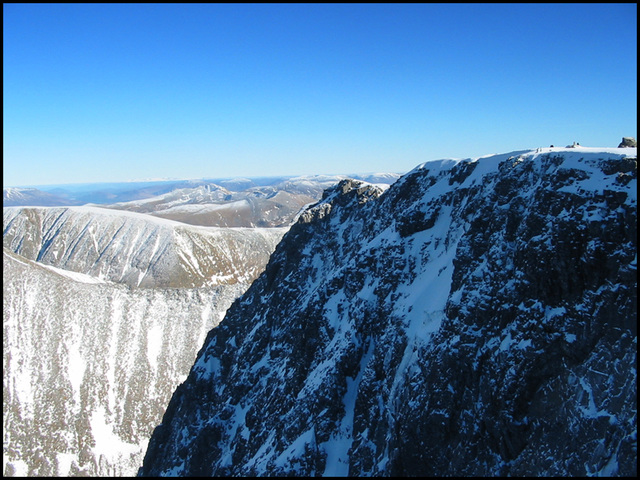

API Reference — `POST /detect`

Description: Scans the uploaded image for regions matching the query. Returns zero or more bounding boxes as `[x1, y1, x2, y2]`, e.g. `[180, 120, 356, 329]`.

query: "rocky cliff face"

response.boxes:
[139, 147, 636, 476]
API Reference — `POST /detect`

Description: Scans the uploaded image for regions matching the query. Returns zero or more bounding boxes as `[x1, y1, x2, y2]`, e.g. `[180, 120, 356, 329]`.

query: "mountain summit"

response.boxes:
[139, 147, 637, 476]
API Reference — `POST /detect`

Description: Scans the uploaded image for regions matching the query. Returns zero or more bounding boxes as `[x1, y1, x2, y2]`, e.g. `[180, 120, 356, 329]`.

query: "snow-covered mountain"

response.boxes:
[3, 206, 286, 288]
[139, 147, 637, 476]
[100, 184, 318, 228]
[4, 179, 229, 206]
[2, 208, 286, 476]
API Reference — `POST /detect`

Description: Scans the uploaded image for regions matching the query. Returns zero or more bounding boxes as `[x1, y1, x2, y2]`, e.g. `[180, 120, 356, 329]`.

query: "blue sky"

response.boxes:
[3, 3, 637, 187]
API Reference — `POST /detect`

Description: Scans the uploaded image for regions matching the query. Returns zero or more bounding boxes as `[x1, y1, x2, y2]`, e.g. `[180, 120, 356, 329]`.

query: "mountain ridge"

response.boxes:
[139, 147, 637, 476]
[3, 206, 286, 288]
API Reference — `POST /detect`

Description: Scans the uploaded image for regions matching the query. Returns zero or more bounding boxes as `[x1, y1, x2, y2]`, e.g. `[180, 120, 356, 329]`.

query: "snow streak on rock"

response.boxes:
[139, 147, 637, 477]
[2, 248, 247, 476]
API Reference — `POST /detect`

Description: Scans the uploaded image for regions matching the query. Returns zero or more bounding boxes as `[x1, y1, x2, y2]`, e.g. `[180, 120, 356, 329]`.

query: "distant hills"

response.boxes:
[3, 187, 75, 207]
[3, 174, 402, 216]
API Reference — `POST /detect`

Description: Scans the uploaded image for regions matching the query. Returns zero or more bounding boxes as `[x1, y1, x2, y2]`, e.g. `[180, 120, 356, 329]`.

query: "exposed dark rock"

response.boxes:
[139, 150, 637, 477]
[618, 137, 637, 148]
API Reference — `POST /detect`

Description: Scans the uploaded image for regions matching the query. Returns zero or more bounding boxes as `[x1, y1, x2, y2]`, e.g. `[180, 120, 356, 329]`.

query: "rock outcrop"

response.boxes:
[618, 137, 637, 148]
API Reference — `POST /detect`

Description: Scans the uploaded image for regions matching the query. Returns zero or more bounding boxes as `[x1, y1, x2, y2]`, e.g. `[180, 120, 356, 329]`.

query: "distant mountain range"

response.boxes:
[3, 174, 402, 220]
[3, 187, 76, 207]
[98, 174, 401, 228]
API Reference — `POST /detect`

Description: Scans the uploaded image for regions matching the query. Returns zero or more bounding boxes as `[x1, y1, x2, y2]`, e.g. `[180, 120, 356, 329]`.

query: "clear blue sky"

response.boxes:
[3, 3, 637, 187]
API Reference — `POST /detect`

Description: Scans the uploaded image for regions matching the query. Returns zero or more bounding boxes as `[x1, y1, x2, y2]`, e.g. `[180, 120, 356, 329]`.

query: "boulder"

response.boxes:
[618, 137, 637, 148]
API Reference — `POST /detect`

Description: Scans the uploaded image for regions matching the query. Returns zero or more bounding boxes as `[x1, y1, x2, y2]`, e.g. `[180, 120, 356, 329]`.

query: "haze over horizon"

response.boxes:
[3, 3, 637, 187]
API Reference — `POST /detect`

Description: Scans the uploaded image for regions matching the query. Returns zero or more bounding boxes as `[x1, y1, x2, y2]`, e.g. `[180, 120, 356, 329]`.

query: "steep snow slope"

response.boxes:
[3, 248, 247, 476]
[3, 206, 286, 288]
[139, 147, 636, 476]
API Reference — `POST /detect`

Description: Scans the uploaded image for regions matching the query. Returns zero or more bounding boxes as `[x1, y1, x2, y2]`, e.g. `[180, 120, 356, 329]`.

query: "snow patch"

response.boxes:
[90, 406, 141, 461]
